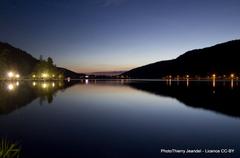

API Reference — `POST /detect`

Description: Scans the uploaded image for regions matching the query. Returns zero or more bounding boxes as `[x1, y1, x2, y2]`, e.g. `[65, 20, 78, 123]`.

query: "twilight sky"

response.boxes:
[1, 0, 240, 73]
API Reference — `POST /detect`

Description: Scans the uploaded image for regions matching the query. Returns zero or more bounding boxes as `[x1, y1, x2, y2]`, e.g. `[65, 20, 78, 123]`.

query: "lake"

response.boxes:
[0, 80, 240, 158]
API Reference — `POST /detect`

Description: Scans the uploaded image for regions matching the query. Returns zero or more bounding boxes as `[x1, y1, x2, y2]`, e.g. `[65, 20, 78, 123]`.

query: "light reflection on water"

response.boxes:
[0, 80, 240, 158]
[5, 81, 63, 91]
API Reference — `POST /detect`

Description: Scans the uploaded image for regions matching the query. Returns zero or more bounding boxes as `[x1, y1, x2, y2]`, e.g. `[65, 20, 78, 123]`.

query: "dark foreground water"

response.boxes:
[0, 80, 240, 158]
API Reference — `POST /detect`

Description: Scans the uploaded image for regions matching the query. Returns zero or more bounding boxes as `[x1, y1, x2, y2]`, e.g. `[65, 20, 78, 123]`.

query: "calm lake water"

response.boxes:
[0, 80, 240, 158]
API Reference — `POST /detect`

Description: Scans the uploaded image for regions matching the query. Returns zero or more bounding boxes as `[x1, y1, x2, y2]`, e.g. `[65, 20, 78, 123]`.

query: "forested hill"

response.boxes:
[0, 42, 38, 76]
[123, 39, 240, 79]
[0, 42, 84, 78]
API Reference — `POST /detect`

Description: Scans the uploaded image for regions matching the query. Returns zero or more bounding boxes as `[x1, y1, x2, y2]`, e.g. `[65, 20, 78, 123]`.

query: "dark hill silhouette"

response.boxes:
[0, 42, 84, 78]
[0, 42, 38, 76]
[57, 67, 85, 79]
[123, 39, 240, 78]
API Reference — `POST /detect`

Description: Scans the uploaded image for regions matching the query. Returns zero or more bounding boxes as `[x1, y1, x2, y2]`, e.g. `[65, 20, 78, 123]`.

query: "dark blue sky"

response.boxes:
[1, 0, 240, 72]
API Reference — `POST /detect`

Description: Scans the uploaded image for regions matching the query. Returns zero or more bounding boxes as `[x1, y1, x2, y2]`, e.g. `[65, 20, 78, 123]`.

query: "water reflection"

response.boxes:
[0, 81, 78, 115]
[85, 79, 89, 84]
[231, 79, 234, 89]
[7, 83, 15, 91]
[1, 79, 240, 119]
[212, 78, 216, 88]
[6, 82, 19, 91]
[128, 80, 240, 118]
[1, 79, 240, 157]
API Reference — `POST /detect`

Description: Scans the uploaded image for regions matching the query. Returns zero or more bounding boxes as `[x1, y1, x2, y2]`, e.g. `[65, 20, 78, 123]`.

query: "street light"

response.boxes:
[7, 72, 14, 78]
[42, 73, 49, 78]
[212, 74, 216, 80]
[15, 74, 20, 79]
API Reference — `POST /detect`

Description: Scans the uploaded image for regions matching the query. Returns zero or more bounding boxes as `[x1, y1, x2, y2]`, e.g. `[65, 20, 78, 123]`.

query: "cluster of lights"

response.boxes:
[211, 73, 236, 79]
[165, 73, 238, 80]
[7, 71, 20, 79]
[42, 73, 49, 78]
[32, 73, 59, 80]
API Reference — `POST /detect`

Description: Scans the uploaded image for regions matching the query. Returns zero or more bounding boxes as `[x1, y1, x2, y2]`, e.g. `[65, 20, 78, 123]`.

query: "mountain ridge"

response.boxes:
[123, 39, 240, 78]
[0, 42, 84, 78]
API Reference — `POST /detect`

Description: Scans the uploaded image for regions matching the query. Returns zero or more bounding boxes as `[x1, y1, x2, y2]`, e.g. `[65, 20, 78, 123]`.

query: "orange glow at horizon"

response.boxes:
[65, 64, 137, 73]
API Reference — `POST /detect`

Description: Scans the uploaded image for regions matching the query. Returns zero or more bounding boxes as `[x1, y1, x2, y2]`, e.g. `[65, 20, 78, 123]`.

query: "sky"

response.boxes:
[0, 0, 240, 73]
